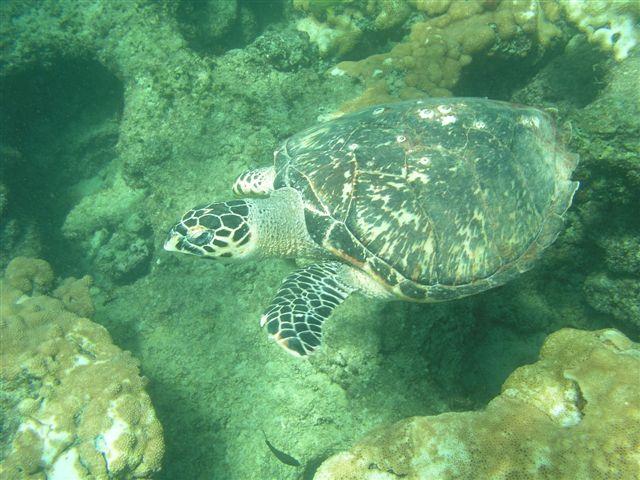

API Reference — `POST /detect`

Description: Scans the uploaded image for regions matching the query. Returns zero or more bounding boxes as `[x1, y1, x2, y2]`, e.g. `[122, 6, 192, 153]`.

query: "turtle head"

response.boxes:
[166, 188, 316, 262]
[164, 200, 256, 260]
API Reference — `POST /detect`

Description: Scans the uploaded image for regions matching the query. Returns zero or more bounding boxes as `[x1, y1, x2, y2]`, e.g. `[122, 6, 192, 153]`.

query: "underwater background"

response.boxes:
[0, 1, 639, 479]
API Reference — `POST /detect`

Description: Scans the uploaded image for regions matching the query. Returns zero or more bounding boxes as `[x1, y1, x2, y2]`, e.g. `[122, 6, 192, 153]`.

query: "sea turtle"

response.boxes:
[165, 98, 578, 357]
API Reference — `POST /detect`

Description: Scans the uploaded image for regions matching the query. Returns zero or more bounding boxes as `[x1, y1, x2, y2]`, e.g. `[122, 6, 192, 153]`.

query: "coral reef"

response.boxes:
[571, 50, 640, 333]
[583, 274, 640, 328]
[314, 328, 640, 480]
[53, 275, 96, 318]
[302, 0, 640, 111]
[0, 0, 354, 283]
[294, 0, 412, 57]
[62, 178, 154, 284]
[0, 257, 164, 479]
[61, 177, 153, 284]
[559, 0, 640, 61]
[313, 0, 566, 110]
[2, 1, 639, 479]
[4, 256, 54, 294]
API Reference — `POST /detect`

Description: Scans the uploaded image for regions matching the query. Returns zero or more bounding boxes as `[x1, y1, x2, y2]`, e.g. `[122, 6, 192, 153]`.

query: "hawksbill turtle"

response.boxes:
[164, 98, 579, 357]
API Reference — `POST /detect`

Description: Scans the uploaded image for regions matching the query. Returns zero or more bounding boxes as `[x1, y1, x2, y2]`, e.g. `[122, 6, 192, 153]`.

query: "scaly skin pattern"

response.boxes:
[260, 261, 356, 356]
[165, 200, 253, 258]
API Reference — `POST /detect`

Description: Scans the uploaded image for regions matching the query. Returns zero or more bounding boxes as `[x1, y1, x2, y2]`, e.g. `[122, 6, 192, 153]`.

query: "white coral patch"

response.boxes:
[473, 120, 487, 129]
[544, 384, 582, 427]
[592, 18, 638, 60]
[96, 398, 131, 473]
[437, 105, 452, 114]
[49, 447, 83, 480]
[63, 354, 91, 375]
[18, 415, 72, 466]
[73, 354, 90, 366]
[560, 0, 639, 61]
[440, 115, 457, 126]
[296, 17, 339, 56]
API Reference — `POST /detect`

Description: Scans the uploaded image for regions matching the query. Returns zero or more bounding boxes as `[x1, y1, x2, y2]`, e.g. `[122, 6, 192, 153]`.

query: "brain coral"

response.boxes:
[0, 257, 164, 479]
[314, 328, 640, 480]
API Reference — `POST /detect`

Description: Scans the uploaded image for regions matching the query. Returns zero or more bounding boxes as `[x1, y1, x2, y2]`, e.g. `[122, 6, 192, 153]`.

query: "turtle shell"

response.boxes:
[273, 98, 578, 301]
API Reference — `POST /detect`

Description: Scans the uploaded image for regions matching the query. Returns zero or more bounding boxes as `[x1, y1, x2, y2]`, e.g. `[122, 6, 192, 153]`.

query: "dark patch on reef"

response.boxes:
[456, 34, 608, 105]
[173, 0, 286, 56]
[455, 38, 562, 100]
[0, 58, 124, 275]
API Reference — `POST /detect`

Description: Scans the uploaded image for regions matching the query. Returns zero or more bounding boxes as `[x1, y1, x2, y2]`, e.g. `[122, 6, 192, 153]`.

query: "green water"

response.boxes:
[1, 1, 638, 479]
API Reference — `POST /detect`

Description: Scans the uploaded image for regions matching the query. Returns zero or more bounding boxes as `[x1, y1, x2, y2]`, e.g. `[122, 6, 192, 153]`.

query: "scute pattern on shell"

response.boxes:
[273, 98, 578, 301]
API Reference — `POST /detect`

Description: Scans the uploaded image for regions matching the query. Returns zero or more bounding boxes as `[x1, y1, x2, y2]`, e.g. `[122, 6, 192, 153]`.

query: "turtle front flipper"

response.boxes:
[260, 262, 358, 357]
[232, 166, 275, 197]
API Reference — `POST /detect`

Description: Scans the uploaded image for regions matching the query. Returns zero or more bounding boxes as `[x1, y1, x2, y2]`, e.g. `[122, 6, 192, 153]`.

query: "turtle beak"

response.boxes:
[164, 229, 182, 252]
[165, 222, 192, 253]
[164, 225, 207, 256]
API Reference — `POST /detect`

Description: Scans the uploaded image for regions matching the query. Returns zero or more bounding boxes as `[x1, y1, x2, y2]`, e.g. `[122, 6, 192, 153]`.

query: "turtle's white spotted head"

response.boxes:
[164, 200, 257, 260]
[166, 188, 318, 262]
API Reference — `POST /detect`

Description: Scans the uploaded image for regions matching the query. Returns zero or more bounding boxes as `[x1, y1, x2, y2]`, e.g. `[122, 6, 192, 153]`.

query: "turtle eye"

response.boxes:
[188, 230, 212, 246]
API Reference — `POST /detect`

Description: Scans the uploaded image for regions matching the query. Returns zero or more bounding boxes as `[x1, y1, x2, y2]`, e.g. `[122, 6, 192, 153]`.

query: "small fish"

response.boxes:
[262, 429, 301, 467]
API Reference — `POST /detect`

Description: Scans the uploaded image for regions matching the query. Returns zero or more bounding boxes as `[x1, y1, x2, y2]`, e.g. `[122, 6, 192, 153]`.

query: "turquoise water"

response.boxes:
[1, 1, 638, 479]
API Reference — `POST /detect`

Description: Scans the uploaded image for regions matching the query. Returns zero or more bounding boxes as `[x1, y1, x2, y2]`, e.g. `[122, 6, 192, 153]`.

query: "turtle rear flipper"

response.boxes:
[260, 262, 358, 356]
